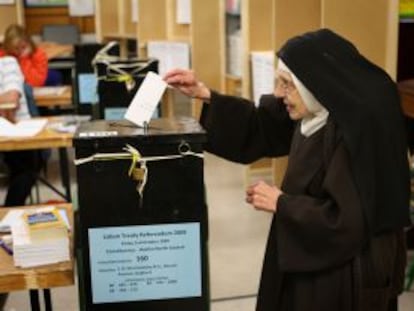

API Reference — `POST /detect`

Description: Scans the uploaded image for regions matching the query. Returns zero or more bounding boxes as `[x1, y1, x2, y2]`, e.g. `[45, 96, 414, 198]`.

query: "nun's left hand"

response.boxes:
[246, 181, 282, 213]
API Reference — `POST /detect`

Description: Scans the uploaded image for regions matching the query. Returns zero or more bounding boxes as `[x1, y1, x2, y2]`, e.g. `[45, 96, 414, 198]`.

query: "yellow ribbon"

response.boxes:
[124, 144, 141, 177]
[100, 73, 132, 83]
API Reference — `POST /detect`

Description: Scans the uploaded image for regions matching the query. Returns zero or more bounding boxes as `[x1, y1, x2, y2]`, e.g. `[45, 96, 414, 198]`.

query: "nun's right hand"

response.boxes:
[163, 69, 211, 101]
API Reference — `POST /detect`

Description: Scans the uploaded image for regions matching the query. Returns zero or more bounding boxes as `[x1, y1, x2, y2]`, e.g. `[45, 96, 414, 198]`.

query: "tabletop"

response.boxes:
[33, 86, 73, 108]
[0, 117, 73, 151]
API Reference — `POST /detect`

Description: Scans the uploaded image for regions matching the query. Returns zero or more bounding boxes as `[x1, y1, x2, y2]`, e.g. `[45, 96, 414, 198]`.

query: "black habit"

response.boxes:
[199, 29, 410, 311]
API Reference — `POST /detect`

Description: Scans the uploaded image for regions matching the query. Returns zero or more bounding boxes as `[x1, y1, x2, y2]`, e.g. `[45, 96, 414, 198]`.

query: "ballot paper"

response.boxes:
[124, 72, 167, 127]
[0, 117, 47, 137]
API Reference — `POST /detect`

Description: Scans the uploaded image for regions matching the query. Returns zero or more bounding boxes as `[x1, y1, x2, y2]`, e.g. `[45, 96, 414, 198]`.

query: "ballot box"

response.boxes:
[73, 117, 209, 311]
[94, 48, 159, 120]
[96, 58, 159, 120]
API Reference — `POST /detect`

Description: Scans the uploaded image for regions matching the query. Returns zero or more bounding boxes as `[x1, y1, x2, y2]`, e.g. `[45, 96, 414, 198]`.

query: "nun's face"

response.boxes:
[274, 70, 310, 120]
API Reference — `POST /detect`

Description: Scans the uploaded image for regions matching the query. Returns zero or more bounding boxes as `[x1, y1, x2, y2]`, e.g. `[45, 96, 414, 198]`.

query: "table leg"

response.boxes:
[29, 290, 41, 311]
[58, 147, 72, 202]
[44, 288, 53, 311]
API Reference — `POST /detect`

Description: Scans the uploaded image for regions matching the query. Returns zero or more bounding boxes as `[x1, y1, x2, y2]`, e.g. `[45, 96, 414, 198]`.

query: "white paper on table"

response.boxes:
[131, 0, 139, 23]
[0, 0, 14, 4]
[124, 72, 167, 127]
[251, 51, 275, 106]
[68, 0, 94, 17]
[0, 117, 47, 137]
[147, 41, 190, 76]
[33, 86, 67, 97]
[0, 210, 24, 233]
[177, 0, 191, 24]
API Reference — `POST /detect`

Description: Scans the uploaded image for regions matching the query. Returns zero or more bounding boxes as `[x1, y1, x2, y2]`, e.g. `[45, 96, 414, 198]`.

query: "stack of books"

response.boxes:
[11, 207, 70, 268]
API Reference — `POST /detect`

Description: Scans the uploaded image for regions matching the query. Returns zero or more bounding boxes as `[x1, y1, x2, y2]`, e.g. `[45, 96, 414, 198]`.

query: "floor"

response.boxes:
[1, 150, 414, 310]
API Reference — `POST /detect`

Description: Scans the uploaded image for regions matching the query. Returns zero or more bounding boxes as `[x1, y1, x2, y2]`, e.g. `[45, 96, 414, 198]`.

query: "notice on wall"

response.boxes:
[147, 41, 191, 77]
[227, 30, 242, 77]
[88, 222, 202, 304]
[68, 0, 94, 16]
[251, 51, 275, 106]
[176, 0, 191, 24]
[131, 0, 139, 23]
[0, 0, 15, 4]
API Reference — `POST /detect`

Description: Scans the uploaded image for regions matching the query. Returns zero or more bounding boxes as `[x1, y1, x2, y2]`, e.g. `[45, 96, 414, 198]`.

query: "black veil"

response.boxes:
[277, 29, 410, 234]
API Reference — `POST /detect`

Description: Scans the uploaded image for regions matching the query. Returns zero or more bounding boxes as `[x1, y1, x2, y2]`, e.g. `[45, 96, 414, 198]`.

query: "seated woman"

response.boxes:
[0, 55, 46, 310]
[0, 24, 62, 87]
[0, 56, 44, 207]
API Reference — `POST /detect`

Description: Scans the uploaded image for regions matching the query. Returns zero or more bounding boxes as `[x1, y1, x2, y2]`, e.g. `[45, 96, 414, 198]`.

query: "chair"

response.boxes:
[24, 84, 52, 203]
[41, 24, 80, 45]
[24, 83, 40, 117]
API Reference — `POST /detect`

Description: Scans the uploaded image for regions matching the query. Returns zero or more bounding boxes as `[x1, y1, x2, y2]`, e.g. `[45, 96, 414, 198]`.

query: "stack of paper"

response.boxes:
[11, 207, 70, 268]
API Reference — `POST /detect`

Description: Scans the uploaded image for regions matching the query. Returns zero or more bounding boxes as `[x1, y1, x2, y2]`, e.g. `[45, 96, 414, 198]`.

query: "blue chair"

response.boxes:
[24, 84, 52, 203]
[24, 83, 40, 117]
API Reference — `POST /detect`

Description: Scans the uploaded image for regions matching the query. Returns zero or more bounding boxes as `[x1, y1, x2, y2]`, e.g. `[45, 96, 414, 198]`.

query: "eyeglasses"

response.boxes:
[274, 76, 297, 95]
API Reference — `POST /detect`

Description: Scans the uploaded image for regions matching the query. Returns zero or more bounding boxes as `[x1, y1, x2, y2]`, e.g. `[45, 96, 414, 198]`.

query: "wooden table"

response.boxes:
[398, 79, 414, 118]
[0, 118, 73, 151]
[38, 42, 74, 60]
[0, 204, 74, 311]
[33, 86, 73, 108]
[0, 118, 74, 201]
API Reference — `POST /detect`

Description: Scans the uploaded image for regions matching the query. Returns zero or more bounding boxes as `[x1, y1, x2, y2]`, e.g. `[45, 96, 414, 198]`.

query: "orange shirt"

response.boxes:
[0, 47, 48, 87]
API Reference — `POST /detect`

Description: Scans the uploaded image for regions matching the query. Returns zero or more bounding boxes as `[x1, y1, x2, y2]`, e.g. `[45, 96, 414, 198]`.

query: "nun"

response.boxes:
[163, 29, 411, 311]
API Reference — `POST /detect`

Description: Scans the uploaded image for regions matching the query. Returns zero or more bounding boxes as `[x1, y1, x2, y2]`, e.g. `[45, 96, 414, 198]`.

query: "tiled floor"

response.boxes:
[1, 151, 414, 310]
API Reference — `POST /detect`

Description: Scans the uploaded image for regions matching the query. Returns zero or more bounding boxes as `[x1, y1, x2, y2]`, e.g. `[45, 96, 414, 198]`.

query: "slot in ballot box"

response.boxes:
[73, 117, 209, 311]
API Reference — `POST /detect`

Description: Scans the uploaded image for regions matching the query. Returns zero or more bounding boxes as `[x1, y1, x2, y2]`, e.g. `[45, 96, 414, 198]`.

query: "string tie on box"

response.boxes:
[74, 142, 204, 199]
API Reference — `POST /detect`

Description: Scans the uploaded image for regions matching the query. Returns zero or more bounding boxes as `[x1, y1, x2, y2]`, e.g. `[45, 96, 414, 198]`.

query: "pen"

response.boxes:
[0, 238, 13, 255]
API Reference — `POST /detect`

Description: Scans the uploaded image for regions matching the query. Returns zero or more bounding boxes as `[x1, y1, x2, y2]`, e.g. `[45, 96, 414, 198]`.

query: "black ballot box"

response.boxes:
[73, 117, 209, 311]
[95, 58, 159, 120]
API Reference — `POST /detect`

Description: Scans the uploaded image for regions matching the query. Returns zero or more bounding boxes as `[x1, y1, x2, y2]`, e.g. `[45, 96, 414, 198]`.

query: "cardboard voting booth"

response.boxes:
[73, 118, 209, 311]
